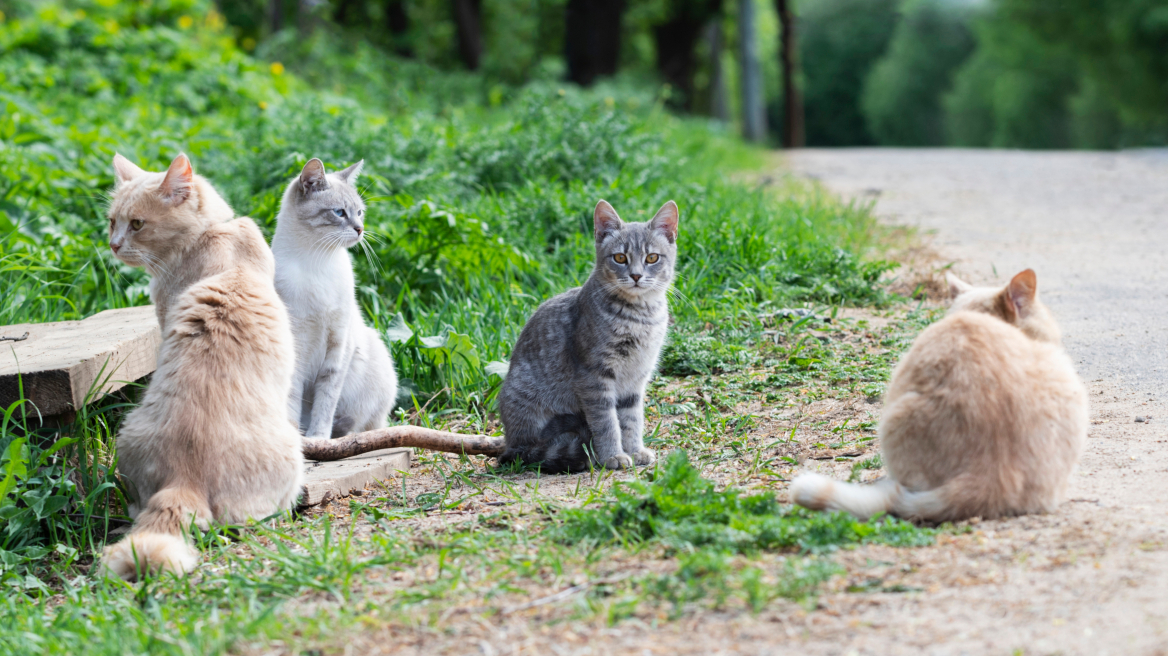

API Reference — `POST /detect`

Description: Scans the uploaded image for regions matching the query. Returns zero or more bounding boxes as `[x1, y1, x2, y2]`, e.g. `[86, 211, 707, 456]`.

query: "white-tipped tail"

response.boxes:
[791, 473, 901, 520]
[100, 486, 208, 581]
[792, 472, 954, 522]
[101, 532, 199, 580]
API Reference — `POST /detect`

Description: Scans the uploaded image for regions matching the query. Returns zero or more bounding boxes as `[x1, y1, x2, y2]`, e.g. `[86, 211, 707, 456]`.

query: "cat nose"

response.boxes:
[630, 273, 642, 283]
[110, 242, 121, 253]
[354, 226, 363, 237]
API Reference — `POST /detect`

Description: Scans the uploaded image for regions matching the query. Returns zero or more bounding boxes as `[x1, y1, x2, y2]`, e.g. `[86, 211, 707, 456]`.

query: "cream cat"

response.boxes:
[272, 159, 397, 439]
[101, 153, 304, 580]
[792, 269, 1087, 522]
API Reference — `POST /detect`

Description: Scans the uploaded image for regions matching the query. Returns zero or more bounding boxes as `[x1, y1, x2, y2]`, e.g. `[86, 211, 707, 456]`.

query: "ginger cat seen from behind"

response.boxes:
[792, 269, 1088, 522]
[101, 153, 304, 580]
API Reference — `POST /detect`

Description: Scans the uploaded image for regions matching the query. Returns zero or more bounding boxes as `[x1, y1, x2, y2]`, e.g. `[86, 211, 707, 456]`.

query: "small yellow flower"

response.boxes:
[241, 37, 257, 52]
[270, 62, 285, 76]
[259, 101, 268, 110]
[177, 15, 193, 29]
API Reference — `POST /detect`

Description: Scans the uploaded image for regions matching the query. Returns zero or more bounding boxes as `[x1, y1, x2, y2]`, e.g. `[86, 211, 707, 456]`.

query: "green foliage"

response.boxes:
[555, 451, 934, 554]
[799, 0, 899, 146]
[945, 0, 1168, 148]
[861, 0, 978, 146]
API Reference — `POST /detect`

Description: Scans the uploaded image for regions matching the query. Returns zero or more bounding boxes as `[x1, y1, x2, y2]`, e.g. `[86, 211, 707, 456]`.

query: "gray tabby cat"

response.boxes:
[272, 158, 398, 439]
[498, 200, 679, 472]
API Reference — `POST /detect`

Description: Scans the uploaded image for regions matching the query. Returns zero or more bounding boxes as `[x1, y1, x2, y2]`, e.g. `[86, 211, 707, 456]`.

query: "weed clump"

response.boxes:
[556, 450, 933, 554]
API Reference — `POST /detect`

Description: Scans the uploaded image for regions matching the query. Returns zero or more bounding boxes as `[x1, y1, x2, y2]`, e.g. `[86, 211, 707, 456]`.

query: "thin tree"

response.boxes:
[565, 0, 625, 87]
[705, 19, 730, 121]
[385, 0, 412, 57]
[738, 0, 766, 142]
[652, 0, 723, 111]
[775, 0, 805, 147]
[452, 0, 484, 70]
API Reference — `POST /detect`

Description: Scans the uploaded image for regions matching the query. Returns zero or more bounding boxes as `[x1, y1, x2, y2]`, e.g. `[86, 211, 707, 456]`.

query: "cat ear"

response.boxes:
[594, 200, 623, 243]
[112, 153, 145, 185]
[946, 272, 973, 298]
[649, 200, 679, 244]
[338, 159, 364, 184]
[158, 153, 194, 205]
[1006, 269, 1038, 318]
[299, 158, 329, 194]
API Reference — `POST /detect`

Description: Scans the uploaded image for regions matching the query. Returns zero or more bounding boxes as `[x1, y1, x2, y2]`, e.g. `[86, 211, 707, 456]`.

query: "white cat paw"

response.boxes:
[632, 449, 656, 466]
[603, 454, 634, 470]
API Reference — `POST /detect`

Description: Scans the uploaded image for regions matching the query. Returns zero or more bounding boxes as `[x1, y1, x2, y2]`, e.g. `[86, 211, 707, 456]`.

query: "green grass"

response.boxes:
[0, 1, 932, 651]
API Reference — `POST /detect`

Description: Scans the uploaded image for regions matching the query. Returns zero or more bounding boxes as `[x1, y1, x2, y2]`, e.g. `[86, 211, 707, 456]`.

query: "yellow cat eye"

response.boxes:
[646, 253, 660, 264]
[613, 253, 628, 264]
[130, 219, 144, 231]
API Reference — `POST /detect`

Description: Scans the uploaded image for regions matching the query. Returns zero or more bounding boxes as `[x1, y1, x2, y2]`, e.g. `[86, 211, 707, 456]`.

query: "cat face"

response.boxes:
[107, 153, 222, 273]
[947, 269, 1061, 345]
[282, 158, 366, 248]
[592, 200, 679, 299]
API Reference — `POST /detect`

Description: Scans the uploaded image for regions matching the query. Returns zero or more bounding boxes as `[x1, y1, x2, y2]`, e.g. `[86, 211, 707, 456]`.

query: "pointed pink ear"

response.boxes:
[594, 200, 622, 243]
[1007, 269, 1038, 318]
[299, 158, 329, 193]
[946, 271, 973, 298]
[158, 153, 194, 205]
[112, 153, 145, 184]
[649, 200, 679, 243]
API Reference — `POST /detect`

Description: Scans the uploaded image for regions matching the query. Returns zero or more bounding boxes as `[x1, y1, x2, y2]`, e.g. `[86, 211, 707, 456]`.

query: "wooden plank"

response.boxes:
[301, 447, 411, 506]
[0, 306, 161, 417]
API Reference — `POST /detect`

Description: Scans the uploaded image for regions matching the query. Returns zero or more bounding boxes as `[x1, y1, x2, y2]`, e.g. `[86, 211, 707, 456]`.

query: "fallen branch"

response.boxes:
[302, 425, 504, 461]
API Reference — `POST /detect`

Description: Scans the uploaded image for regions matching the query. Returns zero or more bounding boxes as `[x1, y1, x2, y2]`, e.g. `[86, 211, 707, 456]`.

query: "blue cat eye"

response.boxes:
[333, 208, 347, 218]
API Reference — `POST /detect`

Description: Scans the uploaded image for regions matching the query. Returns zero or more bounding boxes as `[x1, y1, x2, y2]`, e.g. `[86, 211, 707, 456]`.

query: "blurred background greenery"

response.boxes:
[194, 0, 1167, 148]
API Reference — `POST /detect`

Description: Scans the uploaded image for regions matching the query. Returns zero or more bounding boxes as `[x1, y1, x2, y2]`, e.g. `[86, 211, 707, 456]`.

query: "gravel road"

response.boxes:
[790, 148, 1168, 397]
[775, 148, 1168, 656]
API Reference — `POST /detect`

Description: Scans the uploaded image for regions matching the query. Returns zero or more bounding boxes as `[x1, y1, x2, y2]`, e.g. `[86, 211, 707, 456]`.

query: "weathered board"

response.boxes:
[302, 447, 411, 506]
[0, 306, 161, 417]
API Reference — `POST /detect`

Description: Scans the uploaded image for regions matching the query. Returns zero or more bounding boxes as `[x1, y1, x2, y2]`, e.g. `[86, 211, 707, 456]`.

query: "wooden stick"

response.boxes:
[301, 425, 504, 461]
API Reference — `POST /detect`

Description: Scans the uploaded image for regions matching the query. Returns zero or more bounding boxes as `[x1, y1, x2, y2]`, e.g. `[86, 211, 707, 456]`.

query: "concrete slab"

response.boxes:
[0, 306, 161, 417]
[302, 447, 411, 506]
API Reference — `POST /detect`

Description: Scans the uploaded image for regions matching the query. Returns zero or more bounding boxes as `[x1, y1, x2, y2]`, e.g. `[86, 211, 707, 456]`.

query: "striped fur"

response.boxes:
[498, 200, 679, 472]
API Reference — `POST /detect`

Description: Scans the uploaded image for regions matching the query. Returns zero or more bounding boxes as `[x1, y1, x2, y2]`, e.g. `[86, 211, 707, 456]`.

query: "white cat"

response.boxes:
[271, 158, 398, 439]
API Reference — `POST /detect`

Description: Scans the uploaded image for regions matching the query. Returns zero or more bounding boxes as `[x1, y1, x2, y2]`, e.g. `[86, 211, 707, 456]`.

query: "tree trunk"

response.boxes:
[302, 426, 504, 461]
[652, 1, 722, 111]
[738, 0, 766, 142]
[706, 20, 730, 121]
[385, 0, 413, 57]
[565, 0, 624, 87]
[776, 0, 805, 148]
[452, 0, 484, 70]
[268, 0, 283, 33]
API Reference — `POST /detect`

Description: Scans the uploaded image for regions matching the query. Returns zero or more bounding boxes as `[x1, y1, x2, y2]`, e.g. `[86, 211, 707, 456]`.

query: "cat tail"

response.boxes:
[101, 486, 209, 581]
[791, 473, 954, 522]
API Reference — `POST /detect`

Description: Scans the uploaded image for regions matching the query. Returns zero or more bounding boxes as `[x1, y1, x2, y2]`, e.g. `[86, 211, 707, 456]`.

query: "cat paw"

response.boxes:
[632, 449, 656, 466]
[603, 454, 634, 470]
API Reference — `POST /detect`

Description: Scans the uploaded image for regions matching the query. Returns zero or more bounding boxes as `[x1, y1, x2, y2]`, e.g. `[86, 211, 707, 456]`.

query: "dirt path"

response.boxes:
[772, 149, 1168, 655]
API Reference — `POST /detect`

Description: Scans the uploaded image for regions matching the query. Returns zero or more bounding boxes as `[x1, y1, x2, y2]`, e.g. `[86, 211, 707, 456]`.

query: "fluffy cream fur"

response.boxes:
[792, 269, 1088, 523]
[101, 153, 305, 580]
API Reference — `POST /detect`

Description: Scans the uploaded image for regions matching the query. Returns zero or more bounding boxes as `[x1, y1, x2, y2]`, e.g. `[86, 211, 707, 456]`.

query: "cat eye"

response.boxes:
[333, 209, 347, 218]
[613, 253, 628, 264]
[646, 253, 660, 264]
[130, 219, 144, 231]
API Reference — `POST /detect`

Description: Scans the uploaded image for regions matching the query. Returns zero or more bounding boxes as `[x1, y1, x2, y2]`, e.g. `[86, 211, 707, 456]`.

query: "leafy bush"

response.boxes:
[862, 0, 978, 146]
[799, 0, 899, 146]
